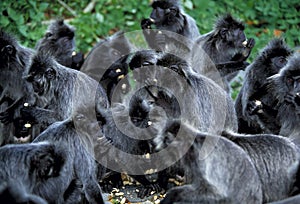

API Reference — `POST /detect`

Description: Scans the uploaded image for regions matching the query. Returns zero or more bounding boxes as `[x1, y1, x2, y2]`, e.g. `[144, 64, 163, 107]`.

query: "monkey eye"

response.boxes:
[286, 77, 294, 84]
[75, 114, 85, 121]
[40, 165, 54, 178]
[45, 32, 53, 38]
[142, 61, 152, 66]
[170, 65, 179, 73]
[112, 50, 121, 57]
[220, 28, 228, 39]
[279, 57, 286, 65]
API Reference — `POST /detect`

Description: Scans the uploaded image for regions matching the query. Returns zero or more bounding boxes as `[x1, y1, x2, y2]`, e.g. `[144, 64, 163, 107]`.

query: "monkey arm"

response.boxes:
[0, 87, 10, 105]
[216, 61, 249, 76]
[232, 38, 256, 62]
[0, 96, 24, 125]
[21, 106, 59, 126]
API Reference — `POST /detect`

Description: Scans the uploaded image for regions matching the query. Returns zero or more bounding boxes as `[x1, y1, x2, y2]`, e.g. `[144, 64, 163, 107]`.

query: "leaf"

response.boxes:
[0, 17, 10, 27]
[18, 25, 27, 37]
[184, 0, 194, 10]
[96, 13, 104, 23]
[7, 7, 18, 21]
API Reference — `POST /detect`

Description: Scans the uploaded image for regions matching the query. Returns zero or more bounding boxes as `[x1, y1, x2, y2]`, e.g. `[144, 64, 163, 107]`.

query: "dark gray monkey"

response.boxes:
[141, 0, 200, 52]
[80, 31, 132, 103]
[153, 120, 262, 204]
[0, 142, 64, 204]
[129, 50, 238, 134]
[36, 19, 84, 70]
[192, 14, 255, 93]
[32, 114, 104, 204]
[0, 29, 36, 144]
[235, 38, 293, 134]
[267, 53, 300, 144]
[93, 101, 162, 198]
[222, 131, 300, 203]
[22, 52, 109, 128]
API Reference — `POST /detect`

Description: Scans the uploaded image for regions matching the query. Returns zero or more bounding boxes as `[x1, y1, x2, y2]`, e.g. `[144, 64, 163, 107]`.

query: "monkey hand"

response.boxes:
[71, 51, 84, 70]
[95, 136, 113, 154]
[137, 182, 162, 198]
[0, 109, 14, 125]
[20, 106, 37, 122]
[141, 18, 153, 30]
[247, 100, 263, 115]
[246, 38, 255, 49]
[239, 38, 256, 60]
[294, 93, 300, 106]
[284, 93, 296, 105]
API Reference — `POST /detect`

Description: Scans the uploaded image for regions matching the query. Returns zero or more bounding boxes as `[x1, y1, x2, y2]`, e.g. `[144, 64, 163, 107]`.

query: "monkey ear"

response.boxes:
[1, 45, 15, 56]
[45, 68, 56, 79]
[45, 32, 53, 38]
[219, 28, 228, 39]
[31, 144, 64, 180]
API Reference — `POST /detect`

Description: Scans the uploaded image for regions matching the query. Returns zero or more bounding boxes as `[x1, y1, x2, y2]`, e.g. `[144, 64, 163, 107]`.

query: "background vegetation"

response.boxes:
[1, 0, 299, 98]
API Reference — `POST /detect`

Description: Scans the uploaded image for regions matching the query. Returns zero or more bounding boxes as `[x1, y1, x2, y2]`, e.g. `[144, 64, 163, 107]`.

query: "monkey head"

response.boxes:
[214, 14, 247, 49]
[260, 38, 293, 75]
[150, 0, 184, 31]
[43, 19, 75, 52]
[273, 53, 300, 97]
[25, 53, 57, 97]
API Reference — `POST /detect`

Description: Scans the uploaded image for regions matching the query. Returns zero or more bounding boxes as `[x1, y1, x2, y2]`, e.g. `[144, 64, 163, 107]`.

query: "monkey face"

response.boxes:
[220, 27, 246, 48]
[42, 20, 75, 53]
[271, 56, 288, 71]
[25, 55, 57, 96]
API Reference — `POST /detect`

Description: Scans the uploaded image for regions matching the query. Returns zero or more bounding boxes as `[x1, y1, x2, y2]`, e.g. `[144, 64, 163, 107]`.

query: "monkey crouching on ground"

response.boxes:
[0, 142, 64, 204]
[32, 113, 105, 204]
[153, 120, 262, 204]
[222, 130, 300, 203]
[128, 50, 238, 134]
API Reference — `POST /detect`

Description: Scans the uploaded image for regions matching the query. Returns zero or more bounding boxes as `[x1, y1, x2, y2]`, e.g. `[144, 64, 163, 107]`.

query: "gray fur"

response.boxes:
[33, 114, 104, 204]
[223, 131, 300, 202]
[154, 120, 262, 204]
[0, 142, 63, 204]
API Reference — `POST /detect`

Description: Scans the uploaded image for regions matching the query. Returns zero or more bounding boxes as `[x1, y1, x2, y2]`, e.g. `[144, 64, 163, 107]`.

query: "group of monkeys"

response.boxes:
[1, 0, 300, 203]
